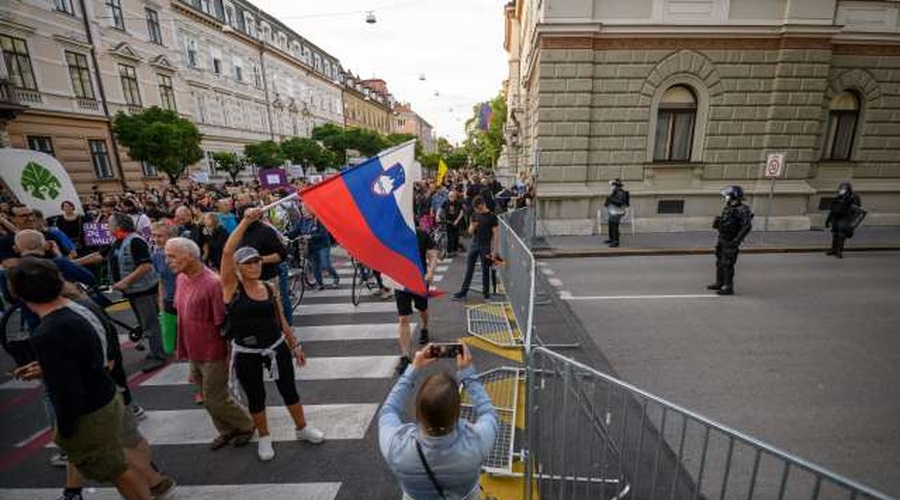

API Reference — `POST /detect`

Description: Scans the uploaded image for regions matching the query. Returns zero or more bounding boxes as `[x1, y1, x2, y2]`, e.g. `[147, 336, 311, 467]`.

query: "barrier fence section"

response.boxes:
[524, 347, 896, 500]
[497, 214, 535, 351]
[500, 207, 535, 249]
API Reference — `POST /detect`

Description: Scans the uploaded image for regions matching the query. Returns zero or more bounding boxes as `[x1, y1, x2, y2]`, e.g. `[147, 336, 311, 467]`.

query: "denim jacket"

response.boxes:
[379, 365, 499, 500]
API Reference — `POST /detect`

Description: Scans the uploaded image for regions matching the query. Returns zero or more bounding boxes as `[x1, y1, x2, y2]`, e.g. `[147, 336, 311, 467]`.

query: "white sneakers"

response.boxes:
[256, 425, 325, 461]
[257, 435, 275, 461]
[296, 425, 325, 444]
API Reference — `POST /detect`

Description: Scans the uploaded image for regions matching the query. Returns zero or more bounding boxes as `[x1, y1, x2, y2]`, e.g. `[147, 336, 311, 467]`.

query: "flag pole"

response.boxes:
[259, 191, 299, 212]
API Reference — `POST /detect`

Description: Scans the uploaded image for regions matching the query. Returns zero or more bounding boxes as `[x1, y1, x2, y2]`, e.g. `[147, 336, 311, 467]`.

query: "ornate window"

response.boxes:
[118, 64, 141, 107]
[1, 35, 37, 90]
[653, 85, 696, 162]
[823, 91, 860, 161]
[66, 51, 94, 99]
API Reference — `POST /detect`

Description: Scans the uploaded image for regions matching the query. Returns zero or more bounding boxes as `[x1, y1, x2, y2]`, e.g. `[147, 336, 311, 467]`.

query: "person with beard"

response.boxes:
[174, 206, 203, 248]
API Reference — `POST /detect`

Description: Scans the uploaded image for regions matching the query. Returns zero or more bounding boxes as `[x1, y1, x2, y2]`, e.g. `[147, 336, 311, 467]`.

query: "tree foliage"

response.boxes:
[280, 137, 334, 172]
[112, 106, 203, 186]
[243, 140, 285, 169]
[463, 91, 507, 168]
[210, 152, 247, 184]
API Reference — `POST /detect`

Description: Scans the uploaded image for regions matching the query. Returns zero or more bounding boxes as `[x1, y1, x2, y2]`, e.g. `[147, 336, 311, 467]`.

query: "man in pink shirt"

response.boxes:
[165, 237, 255, 450]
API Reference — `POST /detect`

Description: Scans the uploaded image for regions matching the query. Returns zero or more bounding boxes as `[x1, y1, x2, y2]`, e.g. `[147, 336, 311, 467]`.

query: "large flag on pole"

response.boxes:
[0, 149, 83, 217]
[299, 141, 429, 296]
[436, 158, 448, 185]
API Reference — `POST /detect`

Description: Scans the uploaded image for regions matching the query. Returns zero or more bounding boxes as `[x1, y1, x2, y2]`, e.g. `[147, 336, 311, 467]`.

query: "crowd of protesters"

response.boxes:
[0, 165, 521, 499]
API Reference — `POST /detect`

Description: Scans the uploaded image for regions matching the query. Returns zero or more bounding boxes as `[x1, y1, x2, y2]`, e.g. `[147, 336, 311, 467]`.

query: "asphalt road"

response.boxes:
[540, 251, 900, 497]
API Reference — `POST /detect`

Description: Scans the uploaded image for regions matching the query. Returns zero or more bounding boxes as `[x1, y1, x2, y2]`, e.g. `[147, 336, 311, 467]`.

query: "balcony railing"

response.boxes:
[126, 104, 143, 114]
[76, 98, 99, 111]
[14, 88, 42, 104]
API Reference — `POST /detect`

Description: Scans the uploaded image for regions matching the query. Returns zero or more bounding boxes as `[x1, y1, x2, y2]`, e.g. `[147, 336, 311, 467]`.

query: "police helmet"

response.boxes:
[721, 185, 744, 201]
[838, 181, 853, 195]
[609, 178, 623, 187]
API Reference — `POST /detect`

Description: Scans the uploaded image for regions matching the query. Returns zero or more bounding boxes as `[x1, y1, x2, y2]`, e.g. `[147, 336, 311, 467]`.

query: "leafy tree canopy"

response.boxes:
[244, 140, 285, 169]
[280, 137, 335, 172]
[463, 91, 507, 169]
[113, 106, 203, 185]
[210, 151, 247, 184]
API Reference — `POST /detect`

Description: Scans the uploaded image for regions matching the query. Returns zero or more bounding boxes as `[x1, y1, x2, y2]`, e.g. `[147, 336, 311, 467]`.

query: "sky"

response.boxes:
[250, 0, 509, 144]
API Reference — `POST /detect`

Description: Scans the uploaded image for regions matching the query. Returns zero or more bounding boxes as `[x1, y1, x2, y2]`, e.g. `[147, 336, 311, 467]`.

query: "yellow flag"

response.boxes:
[436, 158, 448, 185]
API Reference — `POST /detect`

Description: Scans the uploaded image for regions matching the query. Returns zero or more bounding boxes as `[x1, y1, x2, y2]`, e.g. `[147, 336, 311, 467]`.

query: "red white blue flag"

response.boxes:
[300, 141, 429, 296]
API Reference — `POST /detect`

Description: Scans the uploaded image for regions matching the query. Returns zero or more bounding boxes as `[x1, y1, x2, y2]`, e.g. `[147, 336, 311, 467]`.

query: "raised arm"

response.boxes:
[221, 207, 262, 302]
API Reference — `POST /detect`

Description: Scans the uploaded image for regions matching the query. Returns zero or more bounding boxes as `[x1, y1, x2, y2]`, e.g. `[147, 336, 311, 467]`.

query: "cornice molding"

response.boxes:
[53, 34, 92, 51]
[109, 42, 142, 62]
[0, 19, 37, 35]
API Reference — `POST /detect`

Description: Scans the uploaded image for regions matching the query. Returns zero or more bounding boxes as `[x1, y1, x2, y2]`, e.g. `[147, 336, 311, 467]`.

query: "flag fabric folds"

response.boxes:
[299, 141, 429, 296]
[477, 102, 493, 131]
[436, 158, 448, 185]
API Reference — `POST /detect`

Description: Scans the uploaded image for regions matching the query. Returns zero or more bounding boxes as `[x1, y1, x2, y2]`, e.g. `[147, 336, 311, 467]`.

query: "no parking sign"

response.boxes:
[765, 153, 785, 179]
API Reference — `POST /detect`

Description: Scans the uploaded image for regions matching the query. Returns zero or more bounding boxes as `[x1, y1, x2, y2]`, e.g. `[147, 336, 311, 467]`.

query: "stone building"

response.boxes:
[394, 102, 436, 153]
[0, 0, 346, 194]
[343, 76, 394, 136]
[503, 0, 900, 234]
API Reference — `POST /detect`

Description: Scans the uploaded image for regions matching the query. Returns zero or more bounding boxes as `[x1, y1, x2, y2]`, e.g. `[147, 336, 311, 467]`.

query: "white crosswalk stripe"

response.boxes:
[295, 323, 409, 341]
[0, 483, 342, 499]
[143, 356, 399, 384]
[294, 302, 397, 315]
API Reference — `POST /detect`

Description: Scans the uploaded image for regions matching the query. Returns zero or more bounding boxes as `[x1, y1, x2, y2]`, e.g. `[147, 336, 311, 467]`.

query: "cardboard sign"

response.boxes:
[83, 222, 115, 246]
[259, 168, 288, 188]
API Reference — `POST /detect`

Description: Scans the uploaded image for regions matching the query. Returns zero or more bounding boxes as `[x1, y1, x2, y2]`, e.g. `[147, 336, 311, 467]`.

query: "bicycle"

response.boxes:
[0, 303, 35, 367]
[285, 236, 316, 308]
[85, 285, 146, 351]
[350, 258, 381, 306]
[431, 224, 449, 261]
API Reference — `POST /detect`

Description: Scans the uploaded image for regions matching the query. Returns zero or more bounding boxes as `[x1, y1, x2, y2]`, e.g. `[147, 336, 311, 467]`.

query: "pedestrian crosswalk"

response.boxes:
[0, 257, 453, 499]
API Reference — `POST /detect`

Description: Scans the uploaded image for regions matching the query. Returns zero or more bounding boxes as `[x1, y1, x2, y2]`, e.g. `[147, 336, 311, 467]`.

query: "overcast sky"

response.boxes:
[250, 0, 509, 144]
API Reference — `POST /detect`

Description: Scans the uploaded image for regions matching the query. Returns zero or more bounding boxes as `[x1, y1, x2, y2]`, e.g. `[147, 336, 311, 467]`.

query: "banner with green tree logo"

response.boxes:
[0, 149, 83, 217]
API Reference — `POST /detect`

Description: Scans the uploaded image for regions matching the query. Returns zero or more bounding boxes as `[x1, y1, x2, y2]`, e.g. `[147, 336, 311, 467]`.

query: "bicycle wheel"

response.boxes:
[0, 305, 35, 366]
[436, 232, 448, 260]
[289, 267, 304, 308]
[302, 257, 317, 288]
[351, 263, 362, 306]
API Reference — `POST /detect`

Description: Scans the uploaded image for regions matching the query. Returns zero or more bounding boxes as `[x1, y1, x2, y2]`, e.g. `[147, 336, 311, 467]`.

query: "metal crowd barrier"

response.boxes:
[500, 207, 536, 249]
[497, 215, 535, 351]
[524, 347, 896, 500]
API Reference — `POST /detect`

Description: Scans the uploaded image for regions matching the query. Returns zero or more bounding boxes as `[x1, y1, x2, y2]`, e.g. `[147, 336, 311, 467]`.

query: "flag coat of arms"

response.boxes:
[300, 141, 429, 296]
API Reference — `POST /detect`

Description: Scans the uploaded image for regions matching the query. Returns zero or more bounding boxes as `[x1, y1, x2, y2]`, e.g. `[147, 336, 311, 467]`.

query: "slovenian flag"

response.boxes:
[300, 141, 430, 296]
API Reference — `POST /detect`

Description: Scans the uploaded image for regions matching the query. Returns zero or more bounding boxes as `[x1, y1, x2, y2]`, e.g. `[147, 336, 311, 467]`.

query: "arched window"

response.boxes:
[653, 85, 697, 162]
[824, 91, 860, 161]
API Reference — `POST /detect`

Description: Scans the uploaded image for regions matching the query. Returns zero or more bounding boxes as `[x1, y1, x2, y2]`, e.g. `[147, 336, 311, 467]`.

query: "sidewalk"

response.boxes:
[534, 226, 900, 258]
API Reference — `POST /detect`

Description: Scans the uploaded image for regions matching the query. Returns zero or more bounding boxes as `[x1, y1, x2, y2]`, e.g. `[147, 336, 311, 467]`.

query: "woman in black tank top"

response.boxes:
[221, 208, 325, 462]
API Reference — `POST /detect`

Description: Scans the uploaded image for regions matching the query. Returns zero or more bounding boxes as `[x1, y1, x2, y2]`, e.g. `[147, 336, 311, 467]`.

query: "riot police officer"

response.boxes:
[604, 179, 630, 248]
[708, 186, 753, 296]
[825, 181, 864, 259]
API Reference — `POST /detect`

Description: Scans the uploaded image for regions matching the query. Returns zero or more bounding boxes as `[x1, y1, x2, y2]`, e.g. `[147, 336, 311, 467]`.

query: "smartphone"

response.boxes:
[429, 343, 463, 359]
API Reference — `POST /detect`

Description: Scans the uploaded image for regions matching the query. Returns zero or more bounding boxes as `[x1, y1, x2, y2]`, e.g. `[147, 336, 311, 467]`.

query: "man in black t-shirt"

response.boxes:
[441, 190, 465, 257]
[452, 196, 499, 301]
[8, 258, 152, 498]
[391, 222, 438, 375]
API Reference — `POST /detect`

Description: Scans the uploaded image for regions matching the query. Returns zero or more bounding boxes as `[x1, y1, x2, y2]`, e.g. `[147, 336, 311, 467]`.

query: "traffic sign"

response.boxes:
[765, 153, 785, 178]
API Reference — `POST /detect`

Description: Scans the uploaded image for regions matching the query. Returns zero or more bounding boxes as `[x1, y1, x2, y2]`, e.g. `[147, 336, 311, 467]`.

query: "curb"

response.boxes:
[534, 245, 900, 259]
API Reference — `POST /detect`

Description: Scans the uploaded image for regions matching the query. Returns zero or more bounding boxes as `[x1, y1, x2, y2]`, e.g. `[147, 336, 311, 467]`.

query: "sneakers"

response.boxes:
[296, 425, 325, 444]
[192, 391, 204, 405]
[418, 328, 429, 346]
[706, 283, 721, 291]
[150, 475, 177, 499]
[257, 435, 275, 461]
[131, 404, 147, 421]
[451, 292, 466, 301]
[395, 355, 411, 376]
[315, 284, 326, 291]
[49, 452, 68, 467]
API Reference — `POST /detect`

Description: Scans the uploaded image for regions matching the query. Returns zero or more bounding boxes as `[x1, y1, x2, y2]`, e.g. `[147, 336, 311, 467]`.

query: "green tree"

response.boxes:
[345, 127, 387, 158]
[463, 91, 507, 168]
[210, 151, 247, 184]
[385, 133, 423, 159]
[244, 140, 285, 169]
[436, 137, 454, 156]
[280, 137, 334, 172]
[445, 149, 469, 170]
[312, 123, 350, 165]
[419, 152, 442, 172]
[112, 106, 203, 186]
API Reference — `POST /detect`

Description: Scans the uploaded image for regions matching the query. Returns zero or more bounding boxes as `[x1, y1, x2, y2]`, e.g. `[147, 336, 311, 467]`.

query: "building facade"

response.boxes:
[1, 0, 346, 195]
[394, 102, 436, 153]
[504, 0, 900, 234]
[343, 77, 393, 135]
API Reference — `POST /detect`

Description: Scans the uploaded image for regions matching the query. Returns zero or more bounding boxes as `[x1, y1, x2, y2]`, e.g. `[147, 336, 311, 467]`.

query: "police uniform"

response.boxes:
[825, 182, 863, 259]
[709, 186, 753, 295]
[604, 180, 630, 247]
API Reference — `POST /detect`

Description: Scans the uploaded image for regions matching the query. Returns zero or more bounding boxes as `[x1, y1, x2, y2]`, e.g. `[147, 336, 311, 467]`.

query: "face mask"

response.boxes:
[838, 189, 848, 196]
[112, 228, 130, 240]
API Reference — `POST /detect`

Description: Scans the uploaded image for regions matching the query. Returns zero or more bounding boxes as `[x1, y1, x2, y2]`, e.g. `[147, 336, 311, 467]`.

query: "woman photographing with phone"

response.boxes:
[379, 342, 499, 500]
[221, 207, 324, 462]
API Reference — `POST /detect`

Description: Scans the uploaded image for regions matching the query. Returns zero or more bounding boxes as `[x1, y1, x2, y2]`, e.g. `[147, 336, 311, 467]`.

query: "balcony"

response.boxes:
[127, 104, 144, 114]
[14, 88, 42, 104]
[76, 98, 100, 111]
[0, 79, 28, 120]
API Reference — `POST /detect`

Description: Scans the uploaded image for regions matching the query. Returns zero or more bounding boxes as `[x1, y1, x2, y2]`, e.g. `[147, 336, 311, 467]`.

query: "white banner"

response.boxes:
[0, 149, 83, 217]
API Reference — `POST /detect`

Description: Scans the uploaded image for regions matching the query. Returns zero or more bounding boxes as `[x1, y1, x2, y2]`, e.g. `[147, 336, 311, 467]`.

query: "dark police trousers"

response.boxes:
[608, 214, 622, 244]
[715, 242, 740, 291]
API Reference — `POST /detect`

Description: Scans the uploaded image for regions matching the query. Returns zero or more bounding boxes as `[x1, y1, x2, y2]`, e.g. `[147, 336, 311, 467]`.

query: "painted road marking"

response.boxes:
[295, 323, 409, 341]
[333, 265, 448, 276]
[144, 356, 399, 385]
[547, 278, 564, 288]
[295, 302, 396, 315]
[559, 291, 719, 300]
[0, 483, 342, 499]
[540, 268, 554, 276]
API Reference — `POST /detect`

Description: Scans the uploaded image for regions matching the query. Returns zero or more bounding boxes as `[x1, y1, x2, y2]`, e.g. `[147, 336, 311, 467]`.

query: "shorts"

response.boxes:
[118, 395, 143, 449]
[54, 396, 127, 483]
[395, 289, 427, 317]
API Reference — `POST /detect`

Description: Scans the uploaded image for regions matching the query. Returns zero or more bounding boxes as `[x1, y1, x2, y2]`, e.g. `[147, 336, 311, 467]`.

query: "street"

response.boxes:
[539, 251, 900, 497]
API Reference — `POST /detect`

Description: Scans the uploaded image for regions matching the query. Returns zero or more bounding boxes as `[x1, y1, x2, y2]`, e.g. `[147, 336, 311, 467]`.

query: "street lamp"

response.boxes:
[365, 11, 377, 24]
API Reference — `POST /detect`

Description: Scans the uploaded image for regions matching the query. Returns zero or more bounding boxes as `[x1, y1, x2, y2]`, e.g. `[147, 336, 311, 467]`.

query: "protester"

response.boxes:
[174, 206, 203, 247]
[200, 212, 228, 270]
[236, 205, 292, 322]
[53, 200, 86, 254]
[452, 196, 499, 301]
[221, 208, 325, 461]
[216, 198, 238, 234]
[166, 237, 255, 450]
[441, 190, 465, 257]
[8, 258, 153, 500]
[393, 218, 439, 376]
[306, 214, 339, 291]
[379, 343, 498, 500]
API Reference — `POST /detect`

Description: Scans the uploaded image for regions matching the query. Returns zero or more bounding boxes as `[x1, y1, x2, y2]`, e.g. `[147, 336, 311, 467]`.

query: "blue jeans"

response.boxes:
[459, 243, 491, 296]
[277, 262, 293, 326]
[310, 246, 338, 286]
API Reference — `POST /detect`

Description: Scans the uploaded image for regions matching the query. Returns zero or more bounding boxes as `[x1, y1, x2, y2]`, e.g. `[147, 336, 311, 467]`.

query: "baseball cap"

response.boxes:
[234, 246, 261, 264]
